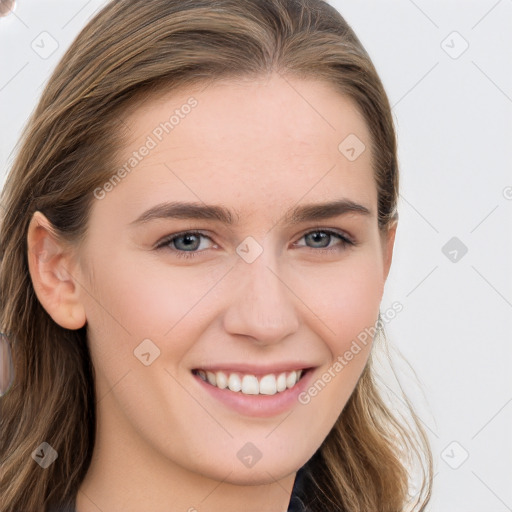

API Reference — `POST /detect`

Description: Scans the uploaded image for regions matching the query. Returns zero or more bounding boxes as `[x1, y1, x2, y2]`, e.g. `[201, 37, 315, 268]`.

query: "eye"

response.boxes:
[293, 229, 354, 252]
[154, 228, 355, 260]
[155, 231, 215, 260]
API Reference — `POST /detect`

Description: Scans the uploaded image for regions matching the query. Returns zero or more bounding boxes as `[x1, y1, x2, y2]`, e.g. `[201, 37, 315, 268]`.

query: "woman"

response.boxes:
[0, 0, 432, 510]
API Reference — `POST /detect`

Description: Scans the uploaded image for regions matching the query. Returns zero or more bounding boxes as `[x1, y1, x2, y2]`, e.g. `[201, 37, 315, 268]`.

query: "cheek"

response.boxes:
[292, 253, 383, 418]
[81, 253, 185, 355]
[83, 249, 224, 338]
[296, 252, 384, 353]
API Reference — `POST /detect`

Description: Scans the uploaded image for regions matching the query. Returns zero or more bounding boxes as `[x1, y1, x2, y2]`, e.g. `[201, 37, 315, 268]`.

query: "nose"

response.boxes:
[221, 248, 300, 345]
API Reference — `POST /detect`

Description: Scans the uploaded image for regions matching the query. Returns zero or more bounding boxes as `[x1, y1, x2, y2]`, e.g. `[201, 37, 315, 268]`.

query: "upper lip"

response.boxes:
[192, 362, 315, 376]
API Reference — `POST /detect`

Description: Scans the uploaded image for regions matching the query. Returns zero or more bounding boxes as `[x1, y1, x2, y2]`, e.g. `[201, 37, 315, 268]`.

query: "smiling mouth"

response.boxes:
[191, 368, 310, 396]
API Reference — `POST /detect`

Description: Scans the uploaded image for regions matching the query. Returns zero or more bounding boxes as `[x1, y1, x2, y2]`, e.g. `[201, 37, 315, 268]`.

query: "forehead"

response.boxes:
[108, 74, 376, 219]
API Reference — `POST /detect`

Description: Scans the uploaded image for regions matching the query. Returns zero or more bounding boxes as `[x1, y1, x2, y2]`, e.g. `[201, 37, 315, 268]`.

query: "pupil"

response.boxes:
[309, 232, 328, 247]
[179, 234, 198, 250]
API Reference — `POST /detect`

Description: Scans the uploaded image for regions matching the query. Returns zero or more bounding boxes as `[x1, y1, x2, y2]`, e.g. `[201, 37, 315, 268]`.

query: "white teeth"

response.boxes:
[195, 369, 305, 395]
[228, 373, 242, 392]
[259, 374, 277, 395]
[241, 375, 259, 395]
[276, 372, 287, 392]
[206, 371, 216, 386]
[286, 371, 298, 389]
[216, 371, 228, 389]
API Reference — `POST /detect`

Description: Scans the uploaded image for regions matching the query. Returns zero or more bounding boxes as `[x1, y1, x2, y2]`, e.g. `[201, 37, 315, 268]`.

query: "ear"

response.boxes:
[26, 211, 87, 330]
[382, 218, 397, 282]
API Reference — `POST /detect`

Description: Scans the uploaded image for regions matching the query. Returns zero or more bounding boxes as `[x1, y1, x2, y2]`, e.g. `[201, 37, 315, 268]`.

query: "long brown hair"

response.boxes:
[0, 1, 432, 510]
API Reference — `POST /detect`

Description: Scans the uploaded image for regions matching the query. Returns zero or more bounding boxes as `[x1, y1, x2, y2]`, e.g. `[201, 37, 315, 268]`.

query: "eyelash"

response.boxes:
[154, 228, 355, 260]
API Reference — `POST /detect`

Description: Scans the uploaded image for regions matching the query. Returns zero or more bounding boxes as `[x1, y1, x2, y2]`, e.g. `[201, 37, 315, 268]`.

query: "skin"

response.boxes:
[27, 73, 396, 512]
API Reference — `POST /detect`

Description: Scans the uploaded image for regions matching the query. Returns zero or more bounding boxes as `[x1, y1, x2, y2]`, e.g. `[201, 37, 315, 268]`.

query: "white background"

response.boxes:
[1, 1, 511, 510]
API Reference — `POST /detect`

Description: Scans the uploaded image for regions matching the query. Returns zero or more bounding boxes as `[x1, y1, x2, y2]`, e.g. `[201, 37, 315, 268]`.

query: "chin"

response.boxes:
[186, 454, 305, 486]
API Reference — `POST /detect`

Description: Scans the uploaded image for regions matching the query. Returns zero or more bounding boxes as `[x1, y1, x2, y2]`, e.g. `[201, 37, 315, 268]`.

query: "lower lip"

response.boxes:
[192, 369, 315, 418]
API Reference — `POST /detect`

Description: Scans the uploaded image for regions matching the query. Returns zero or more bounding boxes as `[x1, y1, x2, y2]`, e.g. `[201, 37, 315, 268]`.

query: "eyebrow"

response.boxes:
[129, 199, 372, 227]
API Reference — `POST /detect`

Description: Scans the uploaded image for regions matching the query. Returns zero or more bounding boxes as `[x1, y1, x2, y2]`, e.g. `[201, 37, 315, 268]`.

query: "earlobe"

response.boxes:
[26, 211, 87, 330]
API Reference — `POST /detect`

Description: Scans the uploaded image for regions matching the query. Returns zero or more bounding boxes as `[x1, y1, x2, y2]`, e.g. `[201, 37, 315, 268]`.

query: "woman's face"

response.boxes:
[73, 74, 395, 484]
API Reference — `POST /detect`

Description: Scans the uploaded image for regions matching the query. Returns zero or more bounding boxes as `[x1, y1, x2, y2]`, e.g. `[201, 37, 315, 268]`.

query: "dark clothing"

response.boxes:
[287, 465, 310, 511]
[49, 466, 310, 512]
